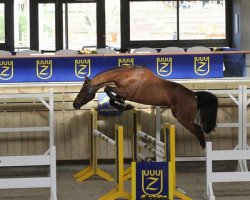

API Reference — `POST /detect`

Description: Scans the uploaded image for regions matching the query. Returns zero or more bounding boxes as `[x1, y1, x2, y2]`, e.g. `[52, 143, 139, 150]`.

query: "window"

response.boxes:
[14, 0, 30, 51]
[130, 1, 177, 41]
[105, 0, 121, 48]
[63, 3, 97, 50]
[121, 0, 230, 49]
[38, 3, 55, 51]
[179, 1, 226, 40]
[0, 3, 5, 43]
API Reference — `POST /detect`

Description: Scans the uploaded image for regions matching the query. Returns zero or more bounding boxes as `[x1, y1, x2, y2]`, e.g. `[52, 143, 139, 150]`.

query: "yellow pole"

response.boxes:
[98, 125, 130, 200]
[74, 109, 113, 182]
[124, 109, 141, 180]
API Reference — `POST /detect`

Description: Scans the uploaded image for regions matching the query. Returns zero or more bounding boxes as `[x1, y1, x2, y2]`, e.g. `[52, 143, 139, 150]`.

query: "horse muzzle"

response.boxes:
[73, 101, 82, 109]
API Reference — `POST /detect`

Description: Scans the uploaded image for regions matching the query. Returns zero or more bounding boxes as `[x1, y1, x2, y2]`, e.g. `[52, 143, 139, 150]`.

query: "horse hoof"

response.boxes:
[201, 142, 206, 149]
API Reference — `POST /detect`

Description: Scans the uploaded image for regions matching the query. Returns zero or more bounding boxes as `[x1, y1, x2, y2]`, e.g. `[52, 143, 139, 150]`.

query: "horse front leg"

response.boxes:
[104, 86, 134, 111]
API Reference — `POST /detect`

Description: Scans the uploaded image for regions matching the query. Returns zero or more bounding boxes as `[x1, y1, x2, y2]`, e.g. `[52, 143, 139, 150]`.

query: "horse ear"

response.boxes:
[84, 75, 91, 84]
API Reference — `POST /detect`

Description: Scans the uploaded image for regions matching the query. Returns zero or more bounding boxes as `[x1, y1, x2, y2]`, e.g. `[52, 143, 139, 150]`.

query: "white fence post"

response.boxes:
[205, 142, 215, 200]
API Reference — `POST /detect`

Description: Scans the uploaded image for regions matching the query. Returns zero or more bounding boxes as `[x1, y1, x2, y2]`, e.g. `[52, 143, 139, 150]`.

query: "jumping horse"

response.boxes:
[73, 65, 218, 149]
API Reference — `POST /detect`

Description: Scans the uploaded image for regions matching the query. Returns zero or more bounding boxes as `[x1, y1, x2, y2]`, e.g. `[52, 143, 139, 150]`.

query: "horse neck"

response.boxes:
[91, 69, 122, 89]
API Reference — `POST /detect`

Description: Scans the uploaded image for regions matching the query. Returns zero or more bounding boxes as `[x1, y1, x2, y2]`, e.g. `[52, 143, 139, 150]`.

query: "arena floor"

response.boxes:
[1, 162, 250, 200]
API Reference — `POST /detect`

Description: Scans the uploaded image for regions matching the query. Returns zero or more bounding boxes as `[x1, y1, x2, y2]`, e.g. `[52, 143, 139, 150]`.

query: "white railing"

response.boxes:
[175, 85, 249, 167]
[0, 89, 57, 200]
[205, 142, 250, 200]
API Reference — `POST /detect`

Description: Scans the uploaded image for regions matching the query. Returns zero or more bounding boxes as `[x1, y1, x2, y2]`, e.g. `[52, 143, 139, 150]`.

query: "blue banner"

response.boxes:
[0, 54, 223, 83]
[135, 162, 169, 200]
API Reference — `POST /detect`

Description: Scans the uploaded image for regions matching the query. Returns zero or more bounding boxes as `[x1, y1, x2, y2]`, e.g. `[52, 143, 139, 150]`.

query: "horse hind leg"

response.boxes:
[189, 123, 206, 149]
[171, 102, 205, 148]
[181, 121, 206, 149]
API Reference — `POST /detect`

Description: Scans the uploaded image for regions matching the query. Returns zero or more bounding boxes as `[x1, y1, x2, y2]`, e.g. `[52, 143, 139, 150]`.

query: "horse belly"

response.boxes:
[129, 87, 169, 106]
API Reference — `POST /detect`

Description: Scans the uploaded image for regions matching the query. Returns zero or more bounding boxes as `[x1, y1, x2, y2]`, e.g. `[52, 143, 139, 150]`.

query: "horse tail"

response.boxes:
[195, 91, 218, 133]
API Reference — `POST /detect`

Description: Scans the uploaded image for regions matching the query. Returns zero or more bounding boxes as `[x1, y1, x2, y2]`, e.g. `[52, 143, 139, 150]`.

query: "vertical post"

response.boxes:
[91, 109, 98, 173]
[116, 125, 124, 192]
[238, 85, 243, 151]
[163, 123, 173, 199]
[135, 110, 142, 162]
[169, 124, 176, 193]
[241, 85, 248, 171]
[64, 0, 69, 49]
[206, 142, 214, 199]
[132, 111, 137, 162]
[155, 106, 161, 162]
[162, 123, 168, 162]
[50, 146, 57, 200]
[237, 85, 248, 171]
[131, 162, 136, 200]
[74, 109, 113, 182]
[242, 85, 248, 149]
[49, 89, 54, 148]
[99, 125, 130, 200]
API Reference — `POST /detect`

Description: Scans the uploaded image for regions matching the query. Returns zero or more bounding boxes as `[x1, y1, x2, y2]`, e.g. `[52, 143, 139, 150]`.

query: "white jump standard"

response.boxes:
[0, 90, 57, 200]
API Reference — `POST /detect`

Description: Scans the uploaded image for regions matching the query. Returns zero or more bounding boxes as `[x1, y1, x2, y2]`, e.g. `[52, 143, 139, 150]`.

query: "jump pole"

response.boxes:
[74, 109, 113, 182]
[98, 124, 130, 200]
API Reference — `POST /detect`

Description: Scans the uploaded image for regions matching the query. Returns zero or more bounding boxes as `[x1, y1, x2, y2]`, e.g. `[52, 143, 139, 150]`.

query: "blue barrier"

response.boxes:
[0, 54, 223, 83]
[220, 48, 246, 77]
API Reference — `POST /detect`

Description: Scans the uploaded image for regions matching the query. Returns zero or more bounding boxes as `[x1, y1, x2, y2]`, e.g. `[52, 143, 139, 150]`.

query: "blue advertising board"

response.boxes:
[0, 54, 223, 83]
[134, 162, 169, 200]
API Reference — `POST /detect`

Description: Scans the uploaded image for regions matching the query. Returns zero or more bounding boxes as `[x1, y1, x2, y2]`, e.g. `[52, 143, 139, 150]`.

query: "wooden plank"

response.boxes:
[78, 110, 89, 159]
[34, 112, 43, 155]
[28, 113, 35, 155]
[6, 114, 15, 156]
[119, 110, 130, 158]
[13, 114, 21, 156]
[71, 111, 79, 159]
[63, 110, 72, 159]
[20, 112, 29, 155]
[56, 112, 65, 160]
[0, 113, 7, 156]
[41, 111, 49, 153]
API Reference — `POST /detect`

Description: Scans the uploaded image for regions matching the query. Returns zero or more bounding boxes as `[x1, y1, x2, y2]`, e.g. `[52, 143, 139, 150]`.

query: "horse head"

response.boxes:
[73, 76, 96, 109]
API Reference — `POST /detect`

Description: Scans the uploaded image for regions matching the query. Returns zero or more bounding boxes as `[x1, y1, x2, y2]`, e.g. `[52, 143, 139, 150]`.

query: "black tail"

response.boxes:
[195, 91, 218, 133]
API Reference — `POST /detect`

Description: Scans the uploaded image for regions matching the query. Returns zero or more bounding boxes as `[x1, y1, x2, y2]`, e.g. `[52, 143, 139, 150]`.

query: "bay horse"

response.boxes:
[73, 65, 218, 149]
